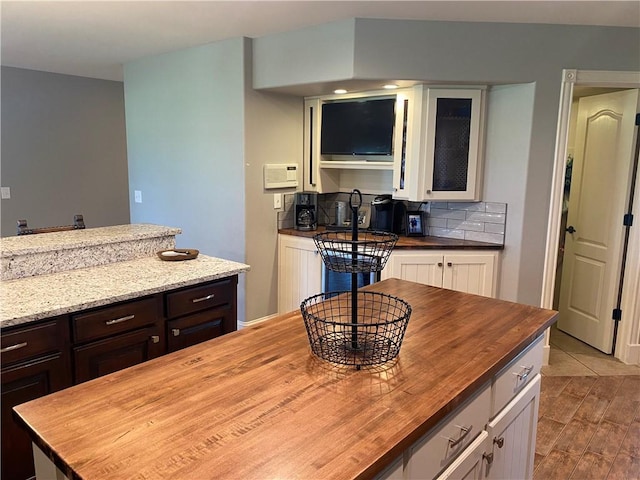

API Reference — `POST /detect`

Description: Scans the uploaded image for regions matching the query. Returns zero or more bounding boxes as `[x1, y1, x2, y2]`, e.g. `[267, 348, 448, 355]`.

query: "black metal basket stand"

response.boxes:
[300, 190, 412, 369]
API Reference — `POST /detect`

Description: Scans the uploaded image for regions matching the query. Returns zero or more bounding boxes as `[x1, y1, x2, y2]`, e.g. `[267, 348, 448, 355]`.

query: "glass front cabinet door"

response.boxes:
[420, 88, 485, 201]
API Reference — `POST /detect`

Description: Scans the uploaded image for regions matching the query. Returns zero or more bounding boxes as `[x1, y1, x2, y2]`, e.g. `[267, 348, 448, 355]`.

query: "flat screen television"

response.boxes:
[321, 97, 395, 156]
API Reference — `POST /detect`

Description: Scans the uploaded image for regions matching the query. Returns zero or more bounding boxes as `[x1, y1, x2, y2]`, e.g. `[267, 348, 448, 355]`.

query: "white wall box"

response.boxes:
[381, 250, 499, 297]
[277, 234, 322, 314]
[263, 164, 298, 189]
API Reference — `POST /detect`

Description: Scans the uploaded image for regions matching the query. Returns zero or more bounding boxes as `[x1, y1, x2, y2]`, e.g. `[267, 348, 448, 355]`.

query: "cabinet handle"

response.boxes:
[437, 262, 443, 267]
[494, 436, 505, 448]
[447, 262, 453, 267]
[514, 365, 534, 382]
[426, 189, 432, 194]
[192, 294, 215, 303]
[1, 342, 27, 353]
[483, 452, 494, 465]
[105, 314, 135, 326]
[172, 328, 181, 337]
[150, 335, 160, 344]
[446, 425, 472, 448]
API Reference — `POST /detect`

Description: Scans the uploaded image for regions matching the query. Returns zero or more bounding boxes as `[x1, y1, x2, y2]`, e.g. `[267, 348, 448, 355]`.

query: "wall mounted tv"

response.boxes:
[321, 97, 396, 156]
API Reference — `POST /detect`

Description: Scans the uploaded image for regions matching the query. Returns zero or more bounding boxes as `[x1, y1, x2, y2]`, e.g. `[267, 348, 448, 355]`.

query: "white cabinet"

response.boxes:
[277, 235, 322, 314]
[393, 86, 486, 202]
[378, 335, 542, 480]
[486, 376, 541, 480]
[382, 250, 499, 297]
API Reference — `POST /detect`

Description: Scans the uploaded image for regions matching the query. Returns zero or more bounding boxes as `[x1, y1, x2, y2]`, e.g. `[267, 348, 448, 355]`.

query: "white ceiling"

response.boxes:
[1, 1, 639, 82]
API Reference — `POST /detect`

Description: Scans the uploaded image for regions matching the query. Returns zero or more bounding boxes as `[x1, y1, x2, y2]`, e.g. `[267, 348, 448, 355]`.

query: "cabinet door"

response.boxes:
[73, 325, 164, 383]
[278, 235, 322, 314]
[442, 253, 496, 297]
[436, 431, 489, 480]
[422, 89, 484, 201]
[2, 353, 72, 480]
[392, 88, 421, 201]
[486, 375, 540, 480]
[383, 251, 444, 287]
[167, 306, 229, 353]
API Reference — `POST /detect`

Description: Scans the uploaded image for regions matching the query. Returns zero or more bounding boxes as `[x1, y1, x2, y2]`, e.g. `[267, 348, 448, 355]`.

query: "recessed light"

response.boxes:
[383, 84, 399, 90]
[334, 89, 347, 94]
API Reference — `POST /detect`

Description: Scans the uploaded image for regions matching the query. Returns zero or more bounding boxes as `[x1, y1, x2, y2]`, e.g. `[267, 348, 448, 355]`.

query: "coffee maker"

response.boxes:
[295, 192, 318, 231]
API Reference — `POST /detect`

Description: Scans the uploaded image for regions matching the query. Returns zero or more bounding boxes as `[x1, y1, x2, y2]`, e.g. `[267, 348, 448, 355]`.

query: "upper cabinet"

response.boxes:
[394, 86, 486, 202]
[304, 86, 486, 201]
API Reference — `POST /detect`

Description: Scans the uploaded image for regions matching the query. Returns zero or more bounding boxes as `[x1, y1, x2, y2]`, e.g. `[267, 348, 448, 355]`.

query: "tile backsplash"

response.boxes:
[426, 202, 506, 244]
[277, 194, 506, 245]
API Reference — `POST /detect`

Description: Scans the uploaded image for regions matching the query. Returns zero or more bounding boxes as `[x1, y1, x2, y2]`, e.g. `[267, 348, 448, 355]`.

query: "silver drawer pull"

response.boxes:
[150, 335, 160, 344]
[446, 425, 472, 448]
[172, 328, 181, 337]
[514, 365, 534, 382]
[105, 314, 135, 326]
[192, 294, 215, 303]
[1, 342, 28, 353]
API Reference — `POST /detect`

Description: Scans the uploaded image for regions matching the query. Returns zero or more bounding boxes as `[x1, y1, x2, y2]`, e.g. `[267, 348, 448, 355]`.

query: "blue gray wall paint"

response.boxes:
[0, 67, 130, 237]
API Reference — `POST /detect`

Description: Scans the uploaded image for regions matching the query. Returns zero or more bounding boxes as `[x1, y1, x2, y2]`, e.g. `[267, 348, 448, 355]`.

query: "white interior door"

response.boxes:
[557, 89, 640, 353]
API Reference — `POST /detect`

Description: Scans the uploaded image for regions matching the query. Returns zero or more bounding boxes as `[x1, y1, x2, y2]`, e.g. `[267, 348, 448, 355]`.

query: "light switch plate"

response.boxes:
[1, 187, 10, 199]
[134, 190, 142, 203]
[273, 193, 282, 209]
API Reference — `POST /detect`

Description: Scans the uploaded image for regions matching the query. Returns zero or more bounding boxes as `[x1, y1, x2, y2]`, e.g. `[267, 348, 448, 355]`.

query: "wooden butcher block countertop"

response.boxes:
[14, 279, 556, 480]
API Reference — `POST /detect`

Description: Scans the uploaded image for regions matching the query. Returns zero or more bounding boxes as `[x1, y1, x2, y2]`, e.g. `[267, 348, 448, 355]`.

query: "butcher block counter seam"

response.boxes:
[14, 279, 557, 480]
[279, 227, 503, 250]
[0, 255, 250, 328]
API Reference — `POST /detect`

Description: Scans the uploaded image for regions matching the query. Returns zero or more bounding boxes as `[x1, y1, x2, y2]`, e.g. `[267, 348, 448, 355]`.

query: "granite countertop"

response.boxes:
[1, 224, 182, 257]
[279, 227, 504, 250]
[0, 255, 250, 328]
[14, 279, 557, 480]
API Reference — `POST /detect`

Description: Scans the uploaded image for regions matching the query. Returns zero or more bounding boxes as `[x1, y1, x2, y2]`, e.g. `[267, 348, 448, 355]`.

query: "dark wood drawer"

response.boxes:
[165, 278, 235, 319]
[1, 318, 69, 366]
[72, 297, 160, 343]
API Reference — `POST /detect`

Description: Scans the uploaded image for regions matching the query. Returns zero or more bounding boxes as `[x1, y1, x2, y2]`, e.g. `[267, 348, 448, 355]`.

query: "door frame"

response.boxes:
[541, 69, 640, 365]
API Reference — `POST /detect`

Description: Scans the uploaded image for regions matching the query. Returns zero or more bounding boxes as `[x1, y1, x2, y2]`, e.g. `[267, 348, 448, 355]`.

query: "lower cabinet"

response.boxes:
[485, 376, 540, 480]
[165, 277, 238, 353]
[381, 250, 499, 297]
[278, 234, 322, 313]
[376, 336, 543, 480]
[1, 318, 72, 480]
[2, 275, 239, 479]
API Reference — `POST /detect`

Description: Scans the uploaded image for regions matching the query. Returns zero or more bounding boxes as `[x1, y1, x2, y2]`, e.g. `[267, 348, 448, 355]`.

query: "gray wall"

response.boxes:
[0, 67, 130, 237]
[253, 19, 640, 306]
[124, 39, 247, 321]
[243, 41, 303, 321]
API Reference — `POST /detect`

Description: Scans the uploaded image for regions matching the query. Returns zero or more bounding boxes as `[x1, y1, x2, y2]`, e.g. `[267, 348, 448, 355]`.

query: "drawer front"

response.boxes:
[1, 318, 68, 366]
[405, 383, 491, 480]
[491, 336, 543, 417]
[72, 297, 159, 343]
[166, 278, 235, 319]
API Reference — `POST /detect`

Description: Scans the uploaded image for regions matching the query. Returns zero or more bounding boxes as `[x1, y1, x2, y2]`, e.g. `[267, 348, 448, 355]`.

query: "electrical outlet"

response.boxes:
[273, 193, 282, 209]
[134, 190, 142, 203]
[0, 187, 10, 199]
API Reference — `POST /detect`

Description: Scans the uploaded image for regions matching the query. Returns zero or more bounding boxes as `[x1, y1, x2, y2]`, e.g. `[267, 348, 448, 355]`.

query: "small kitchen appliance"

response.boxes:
[371, 195, 393, 231]
[295, 192, 318, 231]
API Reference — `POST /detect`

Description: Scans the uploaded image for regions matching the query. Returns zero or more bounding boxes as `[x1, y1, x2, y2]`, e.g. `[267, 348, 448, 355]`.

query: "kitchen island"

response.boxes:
[14, 278, 557, 480]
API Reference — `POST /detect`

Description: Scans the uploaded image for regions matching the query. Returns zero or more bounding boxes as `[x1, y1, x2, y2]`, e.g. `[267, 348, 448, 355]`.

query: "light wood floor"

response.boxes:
[534, 327, 640, 479]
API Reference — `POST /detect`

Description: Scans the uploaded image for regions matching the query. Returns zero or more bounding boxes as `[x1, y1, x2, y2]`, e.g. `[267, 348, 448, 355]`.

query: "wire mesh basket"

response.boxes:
[301, 291, 412, 368]
[313, 231, 398, 274]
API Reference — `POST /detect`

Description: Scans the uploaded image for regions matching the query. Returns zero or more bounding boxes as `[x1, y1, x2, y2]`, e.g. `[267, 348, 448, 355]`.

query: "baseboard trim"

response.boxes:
[623, 343, 640, 365]
[543, 343, 550, 366]
[238, 313, 279, 329]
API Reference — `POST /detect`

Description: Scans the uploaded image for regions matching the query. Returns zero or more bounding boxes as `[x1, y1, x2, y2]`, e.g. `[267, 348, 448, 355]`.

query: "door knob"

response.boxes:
[566, 225, 576, 234]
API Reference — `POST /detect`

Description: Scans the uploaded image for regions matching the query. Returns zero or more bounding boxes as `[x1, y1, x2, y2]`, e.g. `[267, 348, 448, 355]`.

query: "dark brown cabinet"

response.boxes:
[166, 276, 237, 353]
[71, 296, 164, 383]
[1, 318, 72, 480]
[2, 275, 238, 478]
